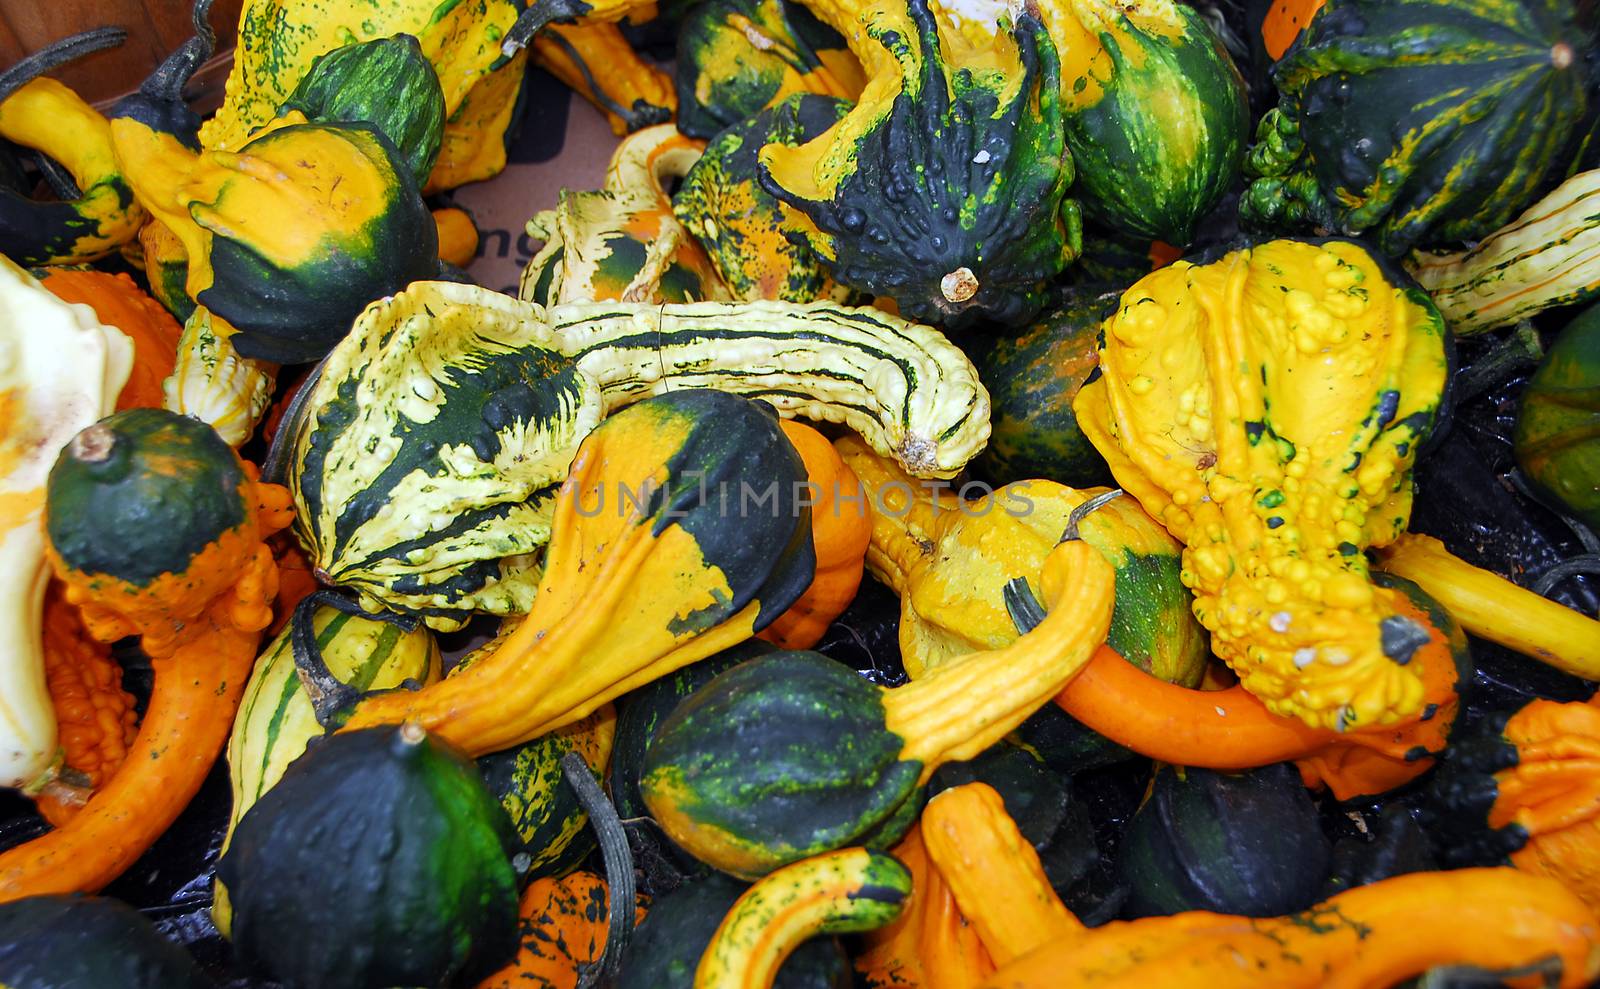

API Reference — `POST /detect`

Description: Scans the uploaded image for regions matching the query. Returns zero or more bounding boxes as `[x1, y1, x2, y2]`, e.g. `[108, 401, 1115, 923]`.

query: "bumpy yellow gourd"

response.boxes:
[1075, 239, 1449, 731]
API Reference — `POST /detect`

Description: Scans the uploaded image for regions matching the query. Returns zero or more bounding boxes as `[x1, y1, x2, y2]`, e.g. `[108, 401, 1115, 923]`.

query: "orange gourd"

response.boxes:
[476, 870, 647, 989]
[35, 267, 181, 411]
[856, 824, 994, 989]
[1262, 0, 1326, 59]
[32, 582, 137, 828]
[758, 420, 871, 649]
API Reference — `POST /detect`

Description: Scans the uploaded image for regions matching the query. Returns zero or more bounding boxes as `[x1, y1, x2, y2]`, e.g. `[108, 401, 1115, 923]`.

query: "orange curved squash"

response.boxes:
[1491, 699, 1600, 914]
[856, 824, 994, 989]
[36, 268, 181, 412]
[476, 870, 647, 989]
[758, 420, 871, 649]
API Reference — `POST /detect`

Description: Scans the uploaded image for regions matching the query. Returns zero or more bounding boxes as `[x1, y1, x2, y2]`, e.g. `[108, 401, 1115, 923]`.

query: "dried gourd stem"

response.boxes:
[501, 0, 594, 58]
[139, 0, 216, 104]
[1453, 322, 1543, 404]
[1007, 489, 1125, 632]
[34, 156, 79, 200]
[1061, 488, 1123, 543]
[0, 28, 126, 105]
[563, 750, 635, 989]
[1532, 556, 1600, 614]
[542, 30, 669, 131]
[291, 591, 422, 728]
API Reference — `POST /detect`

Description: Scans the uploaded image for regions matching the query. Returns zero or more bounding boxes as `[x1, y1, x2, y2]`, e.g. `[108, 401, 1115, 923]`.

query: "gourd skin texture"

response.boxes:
[35, 268, 182, 413]
[1516, 302, 1600, 531]
[0, 894, 214, 989]
[759, 0, 1080, 329]
[676, 94, 856, 303]
[477, 870, 647, 989]
[0, 79, 145, 266]
[675, 0, 865, 139]
[1074, 239, 1449, 730]
[163, 307, 278, 448]
[1045, 0, 1250, 244]
[218, 725, 522, 989]
[1242, 0, 1590, 256]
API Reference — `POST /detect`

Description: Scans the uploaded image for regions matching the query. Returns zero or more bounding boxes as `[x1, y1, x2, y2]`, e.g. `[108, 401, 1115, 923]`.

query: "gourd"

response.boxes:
[1241, 0, 1590, 256]
[974, 868, 1600, 988]
[478, 702, 617, 880]
[218, 724, 522, 989]
[1375, 534, 1600, 682]
[522, 126, 727, 307]
[1261, 0, 1326, 58]
[1118, 763, 1332, 918]
[477, 870, 647, 989]
[757, 0, 1079, 328]
[675, 94, 854, 303]
[1044, 0, 1250, 245]
[1428, 698, 1600, 914]
[0, 257, 131, 795]
[1515, 303, 1600, 532]
[757, 420, 871, 649]
[161, 307, 277, 448]
[0, 894, 215, 989]
[1041, 572, 1469, 801]
[534, 23, 676, 135]
[35, 267, 181, 412]
[138, 219, 194, 322]
[0, 408, 289, 899]
[33, 585, 137, 827]
[434, 207, 481, 269]
[616, 870, 851, 988]
[337, 390, 817, 756]
[1073, 239, 1451, 730]
[0, 31, 147, 266]
[696, 848, 912, 988]
[213, 601, 443, 937]
[675, 0, 865, 139]
[1407, 169, 1600, 336]
[974, 288, 1116, 487]
[836, 437, 1205, 685]
[638, 502, 1116, 877]
[287, 280, 986, 625]
[854, 820, 994, 988]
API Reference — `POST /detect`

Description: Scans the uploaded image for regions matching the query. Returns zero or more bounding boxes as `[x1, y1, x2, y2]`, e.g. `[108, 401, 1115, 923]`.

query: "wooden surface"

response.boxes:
[0, 0, 243, 104]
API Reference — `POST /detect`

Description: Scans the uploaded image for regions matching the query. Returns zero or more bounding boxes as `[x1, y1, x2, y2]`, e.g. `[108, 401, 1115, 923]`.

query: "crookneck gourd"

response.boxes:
[677, 93, 857, 304]
[638, 503, 1115, 877]
[334, 390, 817, 758]
[1428, 698, 1600, 915]
[1241, 0, 1590, 256]
[0, 408, 290, 900]
[835, 436, 1206, 686]
[287, 280, 987, 626]
[521, 125, 728, 307]
[1074, 238, 1449, 731]
[675, 0, 865, 139]
[533, 22, 676, 136]
[0, 257, 132, 794]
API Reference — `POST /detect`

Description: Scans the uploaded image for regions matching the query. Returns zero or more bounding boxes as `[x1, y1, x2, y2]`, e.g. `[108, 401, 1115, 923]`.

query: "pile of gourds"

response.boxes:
[0, 0, 1597, 986]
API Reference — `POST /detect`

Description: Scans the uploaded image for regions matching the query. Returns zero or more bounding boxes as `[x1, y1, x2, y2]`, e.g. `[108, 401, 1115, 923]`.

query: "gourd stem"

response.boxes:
[542, 29, 670, 132]
[33, 155, 79, 200]
[1061, 488, 1123, 543]
[563, 751, 633, 989]
[1533, 555, 1600, 613]
[0, 28, 126, 106]
[291, 591, 421, 728]
[1453, 322, 1543, 403]
[139, 0, 216, 103]
[501, 0, 594, 57]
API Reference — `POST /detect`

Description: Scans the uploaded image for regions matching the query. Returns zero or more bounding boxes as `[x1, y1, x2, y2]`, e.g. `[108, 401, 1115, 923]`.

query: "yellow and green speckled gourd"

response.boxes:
[1074, 239, 1450, 731]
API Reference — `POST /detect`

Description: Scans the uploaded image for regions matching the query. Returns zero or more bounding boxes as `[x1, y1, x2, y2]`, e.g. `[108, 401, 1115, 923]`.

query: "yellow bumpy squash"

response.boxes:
[1075, 239, 1449, 731]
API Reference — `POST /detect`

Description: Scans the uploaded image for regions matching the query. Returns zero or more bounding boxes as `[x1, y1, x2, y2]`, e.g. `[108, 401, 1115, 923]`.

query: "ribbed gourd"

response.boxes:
[1073, 239, 1450, 731]
[287, 280, 987, 627]
[1516, 301, 1600, 531]
[1241, 0, 1590, 256]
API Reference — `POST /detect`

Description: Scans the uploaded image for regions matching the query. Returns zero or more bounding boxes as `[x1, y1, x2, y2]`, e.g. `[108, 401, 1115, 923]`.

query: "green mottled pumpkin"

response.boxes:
[674, 0, 864, 140]
[218, 724, 522, 989]
[975, 288, 1117, 487]
[758, 0, 1079, 328]
[1515, 302, 1600, 530]
[1242, 0, 1590, 255]
[676, 93, 854, 303]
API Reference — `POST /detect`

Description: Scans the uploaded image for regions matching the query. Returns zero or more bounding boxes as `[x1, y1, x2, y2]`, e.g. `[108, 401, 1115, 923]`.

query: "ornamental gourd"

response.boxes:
[0, 895, 215, 989]
[533, 22, 676, 135]
[1515, 303, 1600, 534]
[1074, 239, 1450, 731]
[1241, 0, 1589, 256]
[35, 268, 181, 413]
[477, 870, 647, 989]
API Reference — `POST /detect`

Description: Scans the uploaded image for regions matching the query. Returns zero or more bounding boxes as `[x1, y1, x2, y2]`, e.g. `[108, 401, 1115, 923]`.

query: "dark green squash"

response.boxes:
[675, 93, 853, 303]
[1242, 0, 1590, 255]
[975, 288, 1117, 487]
[757, 0, 1079, 328]
[0, 894, 214, 989]
[615, 871, 850, 988]
[674, 0, 862, 140]
[1515, 302, 1600, 531]
[46, 407, 247, 586]
[1119, 762, 1332, 918]
[278, 34, 447, 186]
[639, 651, 921, 879]
[217, 724, 522, 989]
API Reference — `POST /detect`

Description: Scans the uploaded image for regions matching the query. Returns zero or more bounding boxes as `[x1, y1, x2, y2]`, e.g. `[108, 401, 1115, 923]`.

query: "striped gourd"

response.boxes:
[287, 280, 987, 627]
[1407, 169, 1600, 336]
[162, 307, 276, 448]
[213, 603, 442, 937]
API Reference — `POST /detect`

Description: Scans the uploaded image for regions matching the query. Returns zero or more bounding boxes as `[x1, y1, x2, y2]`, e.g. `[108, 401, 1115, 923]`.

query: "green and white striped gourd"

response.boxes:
[163, 307, 276, 448]
[1407, 169, 1600, 336]
[287, 280, 987, 627]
